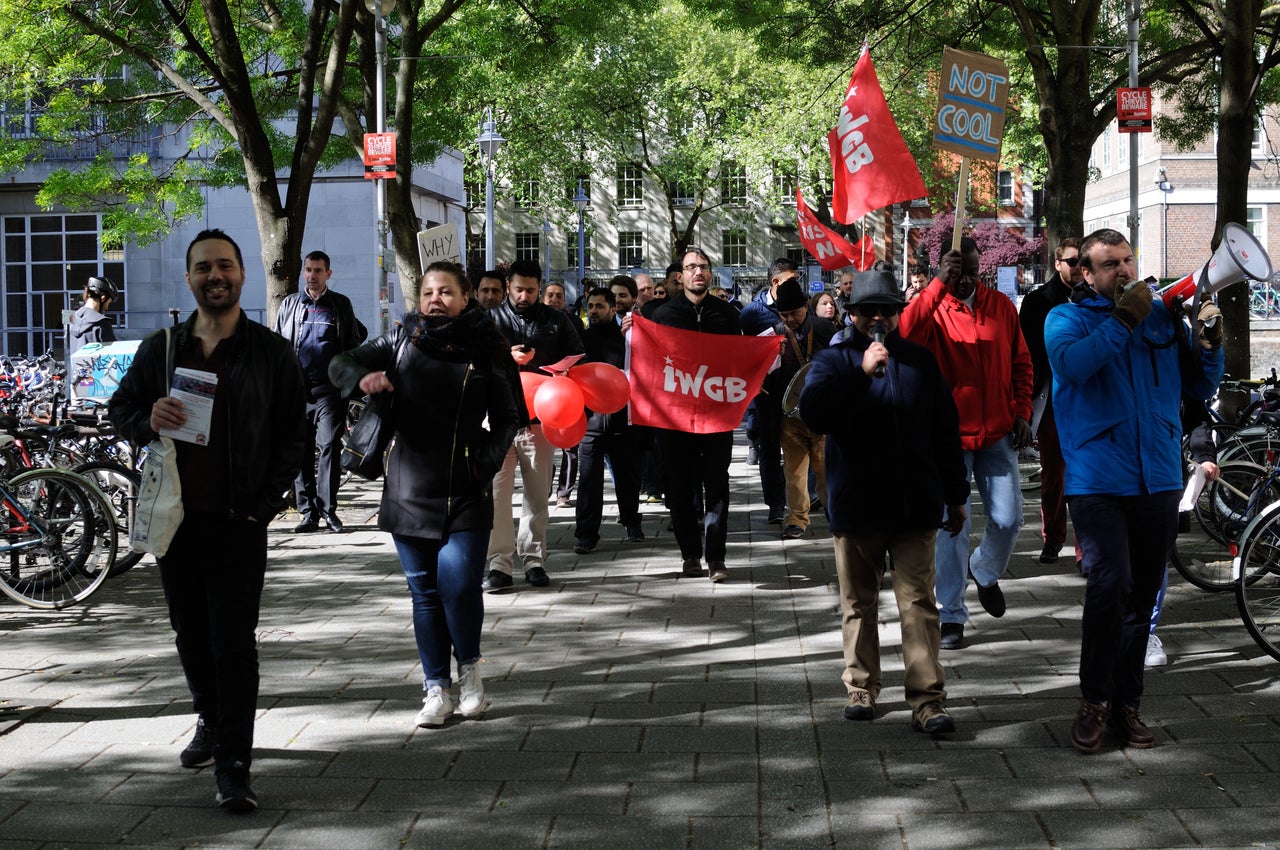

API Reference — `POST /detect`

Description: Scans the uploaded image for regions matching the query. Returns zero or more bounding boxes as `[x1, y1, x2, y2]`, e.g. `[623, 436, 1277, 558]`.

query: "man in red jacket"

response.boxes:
[899, 234, 1034, 649]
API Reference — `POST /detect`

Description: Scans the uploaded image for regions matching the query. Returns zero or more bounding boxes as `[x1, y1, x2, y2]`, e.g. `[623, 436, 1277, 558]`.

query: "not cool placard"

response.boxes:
[933, 48, 1010, 163]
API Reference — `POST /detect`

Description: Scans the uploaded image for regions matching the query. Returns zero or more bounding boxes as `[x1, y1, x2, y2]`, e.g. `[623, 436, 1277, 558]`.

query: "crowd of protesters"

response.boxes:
[108, 225, 1225, 813]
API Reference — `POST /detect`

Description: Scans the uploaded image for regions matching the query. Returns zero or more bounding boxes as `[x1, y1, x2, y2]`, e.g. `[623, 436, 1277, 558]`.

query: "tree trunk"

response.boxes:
[1216, 0, 1261, 416]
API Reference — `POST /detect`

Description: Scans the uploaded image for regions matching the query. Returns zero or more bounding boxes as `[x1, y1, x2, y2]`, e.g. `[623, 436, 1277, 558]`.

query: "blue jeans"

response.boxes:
[1070, 491, 1179, 707]
[936, 436, 1024, 625]
[393, 530, 489, 689]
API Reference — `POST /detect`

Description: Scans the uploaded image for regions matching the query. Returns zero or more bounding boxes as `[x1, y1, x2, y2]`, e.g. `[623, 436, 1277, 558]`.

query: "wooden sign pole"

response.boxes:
[951, 156, 970, 252]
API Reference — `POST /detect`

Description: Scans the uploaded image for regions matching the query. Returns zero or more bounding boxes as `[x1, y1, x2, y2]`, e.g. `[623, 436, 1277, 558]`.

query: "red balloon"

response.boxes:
[542, 411, 588, 449]
[519, 372, 549, 415]
[533, 375, 585, 429]
[567, 362, 631, 414]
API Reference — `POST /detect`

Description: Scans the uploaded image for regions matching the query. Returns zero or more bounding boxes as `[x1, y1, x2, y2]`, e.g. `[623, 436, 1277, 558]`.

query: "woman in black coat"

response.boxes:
[329, 261, 525, 728]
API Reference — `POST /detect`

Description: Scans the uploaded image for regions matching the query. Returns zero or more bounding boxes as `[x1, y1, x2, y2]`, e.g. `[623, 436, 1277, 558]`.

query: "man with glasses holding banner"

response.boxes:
[1019, 237, 1083, 567]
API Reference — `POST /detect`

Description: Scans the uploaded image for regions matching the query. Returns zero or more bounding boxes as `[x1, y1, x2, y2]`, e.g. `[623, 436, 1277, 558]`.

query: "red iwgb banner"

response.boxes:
[796, 188, 877, 271]
[827, 46, 926, 224]
[629, 315, 780, 433]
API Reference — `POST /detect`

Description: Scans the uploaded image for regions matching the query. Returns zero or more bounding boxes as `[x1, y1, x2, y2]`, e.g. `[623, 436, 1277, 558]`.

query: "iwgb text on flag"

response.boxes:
[827, 46, 927, 225]
[629, 315, 780, 433]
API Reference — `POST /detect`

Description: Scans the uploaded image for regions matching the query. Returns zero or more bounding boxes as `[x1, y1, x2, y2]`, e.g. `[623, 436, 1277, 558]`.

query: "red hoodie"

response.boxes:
[899, 278, 1033, 451]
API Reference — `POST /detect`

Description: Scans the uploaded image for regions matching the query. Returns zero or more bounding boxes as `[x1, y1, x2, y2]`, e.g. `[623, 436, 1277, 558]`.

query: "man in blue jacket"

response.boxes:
[1046, 228, 1223, 753]
[799, 269, 969, 736]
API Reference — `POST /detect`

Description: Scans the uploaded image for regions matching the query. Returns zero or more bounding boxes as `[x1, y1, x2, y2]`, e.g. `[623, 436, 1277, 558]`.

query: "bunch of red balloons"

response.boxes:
[519, 363, 630, 449]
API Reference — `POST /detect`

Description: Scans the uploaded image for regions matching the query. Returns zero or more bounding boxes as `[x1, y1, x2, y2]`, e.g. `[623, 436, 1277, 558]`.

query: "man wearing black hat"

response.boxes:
[799, 270, 968, 735]
[768, 277, 836, 539]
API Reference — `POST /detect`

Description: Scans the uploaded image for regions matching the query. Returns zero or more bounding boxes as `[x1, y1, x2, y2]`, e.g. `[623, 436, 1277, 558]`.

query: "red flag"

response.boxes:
[628, 315, 780, 433]
[848, 234, 876, 271]
[796, 188, 865, 271]
[827, 46, 926, 225]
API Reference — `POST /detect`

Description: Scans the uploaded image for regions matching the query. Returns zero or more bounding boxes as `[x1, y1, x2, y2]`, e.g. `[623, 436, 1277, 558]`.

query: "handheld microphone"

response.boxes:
[871, 323, 887, 379]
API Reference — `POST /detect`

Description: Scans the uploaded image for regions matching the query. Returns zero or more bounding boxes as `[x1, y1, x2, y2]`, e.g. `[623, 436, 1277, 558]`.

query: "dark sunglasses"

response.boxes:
[856, 303, 902, 318]
[1061, 256, 1080, 267]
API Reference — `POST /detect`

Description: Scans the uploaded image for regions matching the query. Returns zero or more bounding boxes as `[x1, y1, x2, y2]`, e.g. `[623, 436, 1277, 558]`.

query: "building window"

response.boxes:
[617, 163, 643, 208]
[667, 180, 695, 207]
[1101, 126, 1112, 173]
[465, 179, 484, 209]
[1117, 130, 1128, 164]
[774, 167, 797, 205]
[2, 214, 123, 357]
[567, 230, 593, 269]
[721, 162, 747, 205]
[515, 179, 540, 210]
[618, 231, 644, 268]
[722, 229, 747, 267]
[997, 171, 1015, 206]
[515, 231, 540, 264]
[1254, 118, 1266, 152]
[1247, 206, 1264, 242]
[785, 245, 807, 270]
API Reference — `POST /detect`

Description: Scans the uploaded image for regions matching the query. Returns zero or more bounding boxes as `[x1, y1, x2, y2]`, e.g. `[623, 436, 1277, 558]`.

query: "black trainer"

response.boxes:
[215, 762, 257, 813]
[180, 718, 216, 769]
[482, 570, 513, 591]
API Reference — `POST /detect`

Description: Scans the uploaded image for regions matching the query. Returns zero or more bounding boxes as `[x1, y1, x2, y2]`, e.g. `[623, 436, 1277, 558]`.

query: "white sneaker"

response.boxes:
[457, 663, 491, 718]
[1145, 634, 1168, 667]
[415, 685, 454, 727]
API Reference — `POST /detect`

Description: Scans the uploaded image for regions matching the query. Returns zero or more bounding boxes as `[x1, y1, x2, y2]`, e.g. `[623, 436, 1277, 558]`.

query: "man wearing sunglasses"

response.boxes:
[799, 269, 968, 735]
[1019, 237, 1083, 568]
[899, 234, 1034, 651]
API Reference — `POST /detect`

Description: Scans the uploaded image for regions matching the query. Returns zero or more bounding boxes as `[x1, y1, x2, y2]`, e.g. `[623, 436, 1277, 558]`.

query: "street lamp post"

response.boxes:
[367, 0, 396, 335]
[476, 109, 505, 269]
[573, 180, 589, 291]
[1155, 165, 1174, 279]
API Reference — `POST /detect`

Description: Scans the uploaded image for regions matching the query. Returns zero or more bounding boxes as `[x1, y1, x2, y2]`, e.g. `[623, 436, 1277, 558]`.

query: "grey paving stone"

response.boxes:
[1176, 804, 1280, 847]
[626, 781, 758, 817]
[259, 810, 415, 849]
[358, 778, 500, 812]
[827, 777, 962, 813]
[495, 780, 630, 815]
[405, 811, 553, 848]
[1038, 809, 1195, 849]
[446, 749, 576, 782]
[523, 725, 642, 752]
[570, 751, 696, 782]
[642, 726, 757, 753]
[547, 814, 690, 848]
[894, 810, 1049, 850]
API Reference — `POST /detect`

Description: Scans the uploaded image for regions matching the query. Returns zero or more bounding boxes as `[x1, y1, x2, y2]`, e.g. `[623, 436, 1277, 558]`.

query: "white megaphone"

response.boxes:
[1159, 222, 1272, 312]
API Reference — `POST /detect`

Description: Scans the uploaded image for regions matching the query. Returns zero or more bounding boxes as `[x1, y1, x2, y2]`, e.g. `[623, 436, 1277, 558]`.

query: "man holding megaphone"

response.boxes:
[1045, 228, 1225, 755]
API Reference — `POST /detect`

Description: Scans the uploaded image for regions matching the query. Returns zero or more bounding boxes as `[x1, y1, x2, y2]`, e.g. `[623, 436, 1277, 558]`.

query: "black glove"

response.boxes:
[1112, 281, 1153, 330]
[1198, 302, 1223, 348]
[938, 250, 963, 286]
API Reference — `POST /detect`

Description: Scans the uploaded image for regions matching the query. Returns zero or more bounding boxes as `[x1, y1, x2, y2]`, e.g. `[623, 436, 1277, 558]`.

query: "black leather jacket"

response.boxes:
[488, 298, 584, 373]
[273, 287, 367, 394]
[108, 312, 308, 522]
[328, 305, 525, 539]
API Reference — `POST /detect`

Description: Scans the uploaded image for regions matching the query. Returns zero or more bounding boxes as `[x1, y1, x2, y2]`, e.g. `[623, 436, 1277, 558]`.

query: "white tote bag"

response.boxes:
[128, 329, 184, 557]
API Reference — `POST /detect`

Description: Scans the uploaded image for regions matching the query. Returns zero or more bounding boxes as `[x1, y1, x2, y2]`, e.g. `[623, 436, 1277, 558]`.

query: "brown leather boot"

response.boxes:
[1110, 704, 1155, 748]
[1070, 700, 1110, 753]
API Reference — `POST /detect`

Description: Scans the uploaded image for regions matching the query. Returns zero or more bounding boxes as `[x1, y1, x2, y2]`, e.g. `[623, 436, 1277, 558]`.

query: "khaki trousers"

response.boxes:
[780, 416, 825, 530]
[486, 425, 555, 576]
[832, 529, 946, 709]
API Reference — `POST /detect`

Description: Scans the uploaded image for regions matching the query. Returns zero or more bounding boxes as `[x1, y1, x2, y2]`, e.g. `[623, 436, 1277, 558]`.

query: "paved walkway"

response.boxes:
[2, 440, 1279, 849]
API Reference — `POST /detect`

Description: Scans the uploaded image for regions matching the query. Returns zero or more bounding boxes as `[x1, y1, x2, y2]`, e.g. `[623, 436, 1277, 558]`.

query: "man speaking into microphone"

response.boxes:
[799, 269, 969, 735]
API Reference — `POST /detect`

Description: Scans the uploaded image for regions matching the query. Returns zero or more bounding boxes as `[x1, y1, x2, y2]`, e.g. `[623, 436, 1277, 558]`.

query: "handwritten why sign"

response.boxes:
[932, 48, 1010, 163]
[416, 223, 461, 273]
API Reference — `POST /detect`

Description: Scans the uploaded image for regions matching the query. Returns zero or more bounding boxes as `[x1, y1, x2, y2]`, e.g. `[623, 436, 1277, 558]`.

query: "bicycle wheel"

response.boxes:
[74, 461, 143, 578]
[0, 468, 116, 609]
[1018, 446, 1041, 492]
[1192, 461, 1275, 545]
[1235, 502, 1280, 662]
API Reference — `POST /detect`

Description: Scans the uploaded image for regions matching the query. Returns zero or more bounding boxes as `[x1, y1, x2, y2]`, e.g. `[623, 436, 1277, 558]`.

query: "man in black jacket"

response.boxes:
[273, 250, 367, 533]
[652, 247, 742, 582]
[1018, 237, 1081, 565]
[109, 229, 307, 812]
[572, 287, 643, 553]
[799, 269, 967, 735]
[484, 259, 585, 589]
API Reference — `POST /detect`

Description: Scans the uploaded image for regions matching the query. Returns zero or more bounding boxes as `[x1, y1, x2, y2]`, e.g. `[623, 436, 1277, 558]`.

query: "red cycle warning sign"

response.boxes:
[1118, 87, 1152, 134]
[363, 132, 396, 179]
